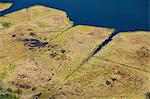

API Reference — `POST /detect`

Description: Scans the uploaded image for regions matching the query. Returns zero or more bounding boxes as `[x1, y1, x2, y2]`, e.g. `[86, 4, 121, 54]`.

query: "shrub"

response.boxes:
[7, 88, 13, 92]
[15, 88, 23, 94]
[32, 87, 37, 91]
[0, 86, 2, 90]
[2, 22, 12, 28]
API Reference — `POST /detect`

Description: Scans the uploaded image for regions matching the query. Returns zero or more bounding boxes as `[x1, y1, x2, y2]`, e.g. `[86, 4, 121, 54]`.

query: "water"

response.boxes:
[0, 0, 149, 32]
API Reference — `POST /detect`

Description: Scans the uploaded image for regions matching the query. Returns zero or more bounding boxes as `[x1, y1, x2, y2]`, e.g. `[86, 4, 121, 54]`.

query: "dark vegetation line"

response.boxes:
[93, 30, 118, 56]
[66, 30, 119, 82]
[50, 30, 119, 97]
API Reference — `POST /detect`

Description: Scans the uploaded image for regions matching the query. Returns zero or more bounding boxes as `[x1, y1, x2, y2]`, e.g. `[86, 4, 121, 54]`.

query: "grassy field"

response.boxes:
[0, 3, 149, 99]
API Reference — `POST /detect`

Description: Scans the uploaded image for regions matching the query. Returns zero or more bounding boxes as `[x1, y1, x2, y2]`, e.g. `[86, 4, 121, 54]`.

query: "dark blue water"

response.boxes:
[0, 0, 149, 32]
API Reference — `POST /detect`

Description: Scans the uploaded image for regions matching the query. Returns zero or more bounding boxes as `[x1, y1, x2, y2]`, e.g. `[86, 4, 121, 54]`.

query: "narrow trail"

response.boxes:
[94, 56, 150, 73]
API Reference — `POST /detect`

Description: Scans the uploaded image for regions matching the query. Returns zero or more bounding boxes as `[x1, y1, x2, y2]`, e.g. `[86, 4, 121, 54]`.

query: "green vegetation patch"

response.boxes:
[2, 22, 12, 28]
